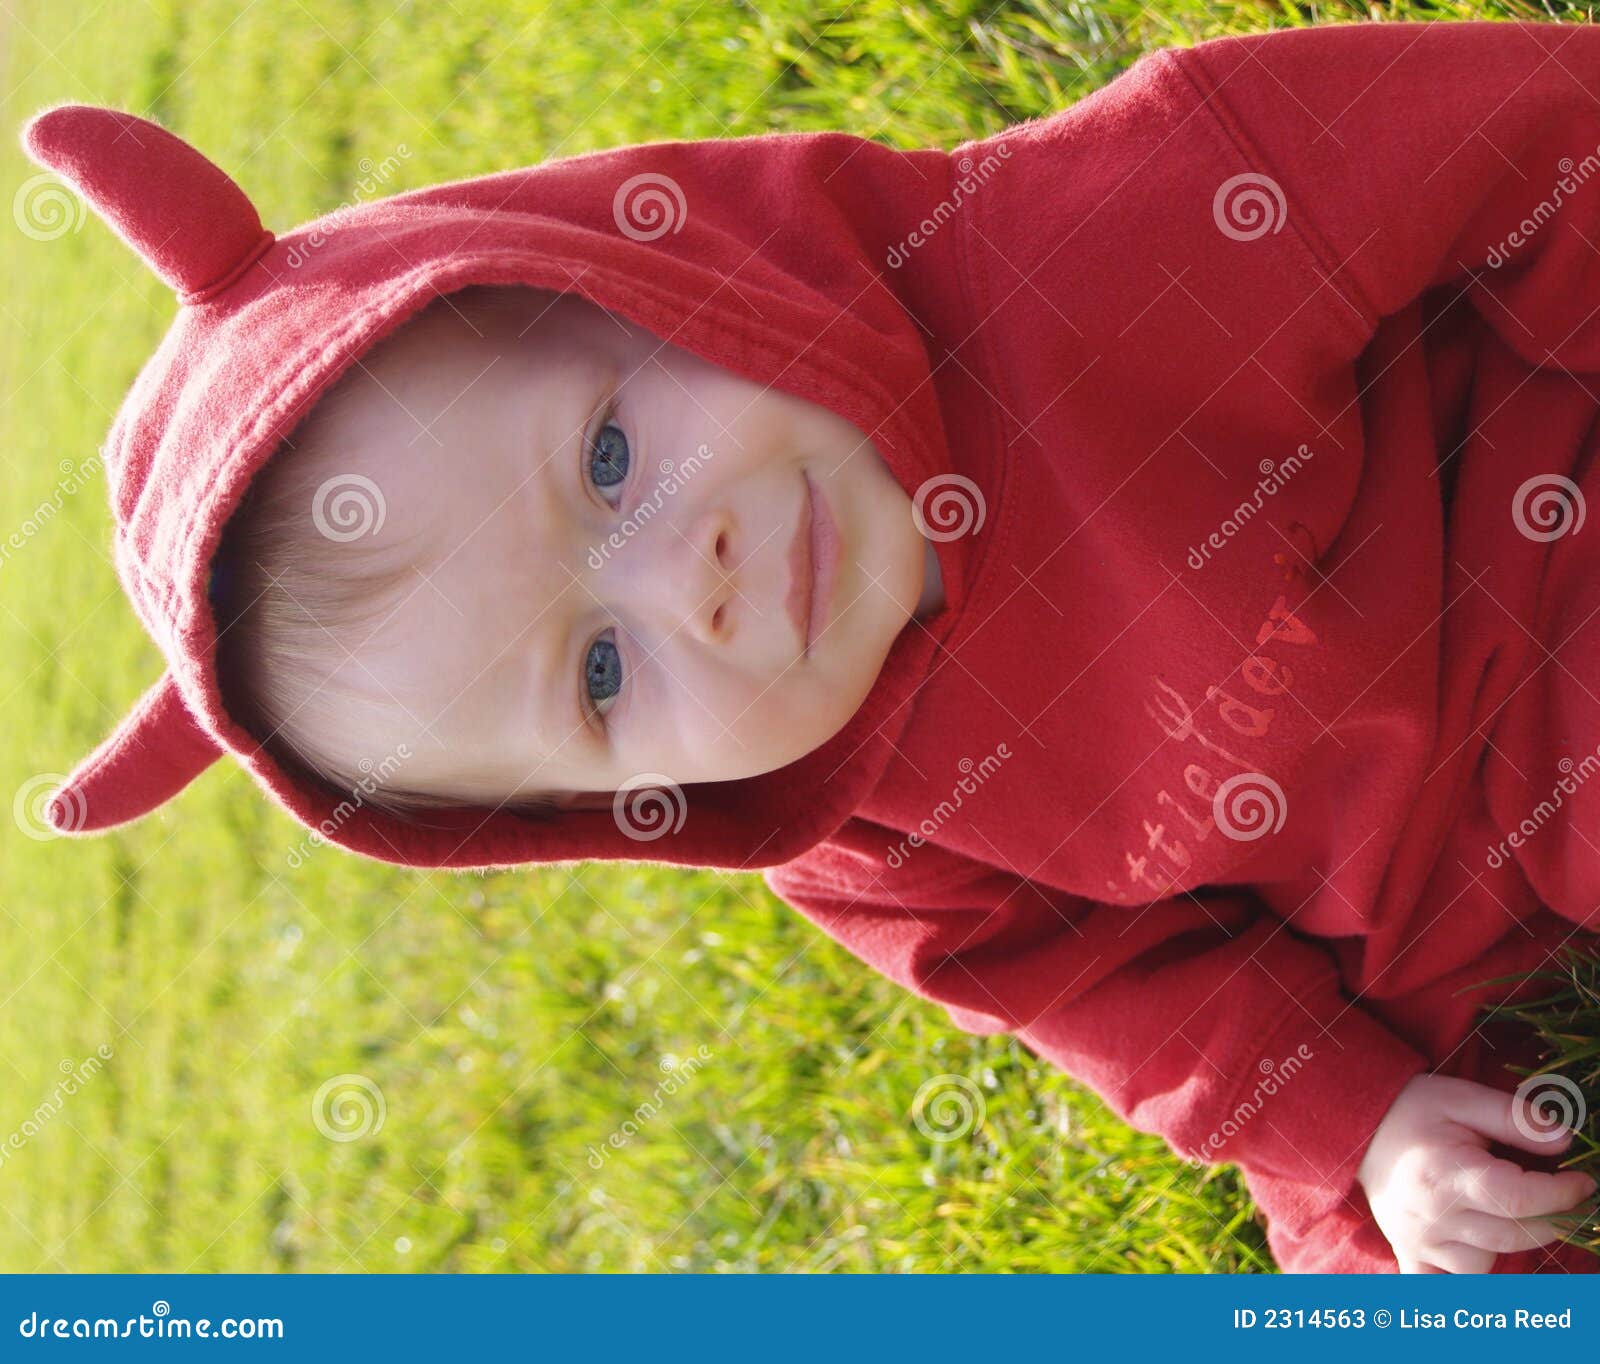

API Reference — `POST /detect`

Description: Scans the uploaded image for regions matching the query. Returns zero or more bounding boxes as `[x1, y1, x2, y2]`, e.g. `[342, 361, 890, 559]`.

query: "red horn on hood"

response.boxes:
[20, 103, 274, 304]
[46, 672, 222, 834]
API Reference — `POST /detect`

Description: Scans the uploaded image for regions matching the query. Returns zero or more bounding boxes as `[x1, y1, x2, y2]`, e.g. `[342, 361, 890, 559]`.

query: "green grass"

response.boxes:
[4, 0, 1592, 1274]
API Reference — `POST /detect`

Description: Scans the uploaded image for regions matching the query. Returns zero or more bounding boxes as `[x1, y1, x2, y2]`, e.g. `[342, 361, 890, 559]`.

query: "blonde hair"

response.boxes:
[211, 286, 565, 823]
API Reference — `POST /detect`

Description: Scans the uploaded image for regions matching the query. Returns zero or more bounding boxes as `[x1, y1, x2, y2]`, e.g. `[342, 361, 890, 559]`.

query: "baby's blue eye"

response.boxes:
[588, 422, 630, 499]
[584, 633, 623, 724]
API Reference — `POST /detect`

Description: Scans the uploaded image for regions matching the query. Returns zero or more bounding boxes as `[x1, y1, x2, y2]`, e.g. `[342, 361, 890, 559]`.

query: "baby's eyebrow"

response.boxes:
[534, 602, 590, 758]
[475, 608, 586, 782]
[525, 358, 612, 498]
[522, 396, 603, 762]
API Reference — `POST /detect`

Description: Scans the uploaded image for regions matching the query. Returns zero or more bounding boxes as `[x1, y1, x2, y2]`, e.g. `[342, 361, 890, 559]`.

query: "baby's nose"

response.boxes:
[601, 505, 736, 643]
[670, 506, 736, 642]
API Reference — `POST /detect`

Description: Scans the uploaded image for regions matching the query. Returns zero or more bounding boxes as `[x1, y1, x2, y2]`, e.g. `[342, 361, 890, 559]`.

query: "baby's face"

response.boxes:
[308, 289, 938, 807]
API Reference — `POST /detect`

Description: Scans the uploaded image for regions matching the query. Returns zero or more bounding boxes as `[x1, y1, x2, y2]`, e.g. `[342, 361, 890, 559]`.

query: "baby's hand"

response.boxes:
[1355, 1073, 1597, 1273]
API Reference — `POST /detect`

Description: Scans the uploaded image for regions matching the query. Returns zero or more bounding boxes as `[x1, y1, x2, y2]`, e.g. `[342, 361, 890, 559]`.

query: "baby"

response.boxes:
[208, 284, 946, 816]
[25, 16, 1600, 1276]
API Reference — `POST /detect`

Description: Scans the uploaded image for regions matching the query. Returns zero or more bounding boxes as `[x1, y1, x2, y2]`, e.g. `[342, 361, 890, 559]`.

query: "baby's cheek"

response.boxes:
[693, 671, 799, 752]
[693, 670, 771, 738]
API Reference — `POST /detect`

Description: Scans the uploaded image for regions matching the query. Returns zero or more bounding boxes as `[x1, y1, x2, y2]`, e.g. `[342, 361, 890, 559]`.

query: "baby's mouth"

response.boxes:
[785, 472, 815, 654]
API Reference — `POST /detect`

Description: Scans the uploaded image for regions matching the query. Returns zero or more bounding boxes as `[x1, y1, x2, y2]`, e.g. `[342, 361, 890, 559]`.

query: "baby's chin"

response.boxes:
[734, 700, 864, 779]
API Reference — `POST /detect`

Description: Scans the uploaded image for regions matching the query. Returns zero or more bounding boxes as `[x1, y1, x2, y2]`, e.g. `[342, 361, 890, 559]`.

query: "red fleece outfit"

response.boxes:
[24, 18, 1600, 1273]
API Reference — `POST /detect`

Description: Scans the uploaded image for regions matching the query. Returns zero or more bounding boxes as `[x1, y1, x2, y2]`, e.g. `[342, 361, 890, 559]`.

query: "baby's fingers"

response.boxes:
[1436, 1207, 1578, 1255]
[1415, 1240, 1497, 1274]
[1439, 1076, 1581, 1156]
[1453, 1152, 1596, 1221]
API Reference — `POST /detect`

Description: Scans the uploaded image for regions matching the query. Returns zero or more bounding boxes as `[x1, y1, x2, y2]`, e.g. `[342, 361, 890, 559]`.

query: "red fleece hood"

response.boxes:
[19, 102, 988, 871]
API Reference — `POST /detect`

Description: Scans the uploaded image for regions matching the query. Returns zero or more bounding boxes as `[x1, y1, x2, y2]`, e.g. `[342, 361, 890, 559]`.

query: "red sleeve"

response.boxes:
[763, 838, 1428, 1233]
[1172, 19, 1600, 371]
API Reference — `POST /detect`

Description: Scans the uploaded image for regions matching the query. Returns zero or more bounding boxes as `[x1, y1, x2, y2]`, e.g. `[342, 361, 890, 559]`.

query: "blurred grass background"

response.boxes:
[3, 0, 1593, 1274]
